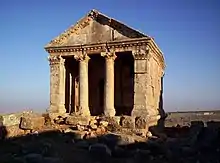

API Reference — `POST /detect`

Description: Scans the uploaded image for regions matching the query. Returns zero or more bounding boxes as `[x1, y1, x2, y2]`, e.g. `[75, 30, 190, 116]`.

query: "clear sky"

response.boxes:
[0, 0, 220, 113]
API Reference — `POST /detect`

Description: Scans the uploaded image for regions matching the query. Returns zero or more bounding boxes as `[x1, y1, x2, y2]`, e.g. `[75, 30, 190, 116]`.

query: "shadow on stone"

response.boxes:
[0, 119, 220, 163]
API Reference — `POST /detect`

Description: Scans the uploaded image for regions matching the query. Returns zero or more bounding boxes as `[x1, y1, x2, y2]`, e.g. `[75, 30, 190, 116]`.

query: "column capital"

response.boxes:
[48, 55, 64, 65]
[101, 51, 117, 60]
[74, 53, 90, 62]
[132, 46, 151, 60]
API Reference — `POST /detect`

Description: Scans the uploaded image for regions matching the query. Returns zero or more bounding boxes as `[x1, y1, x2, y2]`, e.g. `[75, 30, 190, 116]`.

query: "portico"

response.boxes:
[45, 9, 165, 122]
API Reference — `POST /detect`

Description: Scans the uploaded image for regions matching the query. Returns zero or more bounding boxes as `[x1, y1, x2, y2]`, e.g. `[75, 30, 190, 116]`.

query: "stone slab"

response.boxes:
[65, 116, 90, 126]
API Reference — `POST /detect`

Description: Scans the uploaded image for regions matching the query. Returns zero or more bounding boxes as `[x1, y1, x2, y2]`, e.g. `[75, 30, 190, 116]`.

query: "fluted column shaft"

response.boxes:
[101, 52, 116, 116]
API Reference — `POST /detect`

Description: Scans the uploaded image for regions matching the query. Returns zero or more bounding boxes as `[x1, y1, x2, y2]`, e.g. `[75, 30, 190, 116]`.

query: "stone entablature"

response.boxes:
[45, 38, 165, 70]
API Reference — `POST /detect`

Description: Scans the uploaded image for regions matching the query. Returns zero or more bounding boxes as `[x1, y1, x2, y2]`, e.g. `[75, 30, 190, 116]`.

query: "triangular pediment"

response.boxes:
[45, 9, 148, 48]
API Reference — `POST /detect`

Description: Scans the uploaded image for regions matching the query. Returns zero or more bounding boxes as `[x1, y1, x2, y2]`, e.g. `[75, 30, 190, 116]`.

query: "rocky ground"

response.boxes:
[0, 113, 220, 163]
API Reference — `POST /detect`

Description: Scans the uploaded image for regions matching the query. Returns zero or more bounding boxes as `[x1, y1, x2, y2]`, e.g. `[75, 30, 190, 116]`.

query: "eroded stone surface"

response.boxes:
[135, 116, 149, 129]
[65, 116, 90, 126]
[20, 115, 45, 130]
[1, 111, 33, 127]
[120, 116, 135, 129]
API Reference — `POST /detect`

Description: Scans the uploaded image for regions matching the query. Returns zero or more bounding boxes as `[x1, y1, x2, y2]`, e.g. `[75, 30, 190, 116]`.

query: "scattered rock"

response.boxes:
[100, 121, 109, 127]
[134, 129, 148, 137]
[120, 116, 135, 129]
[54, 116, 65, 124]
[135, 116, 149, 129]
[85, 131, 96, 139]
[146, 131, 153, 137]
[64, 128, 86, 140]
[95, 127, 102, 135]
[5, 125, 24, 137]
[76, 124, 85, 131]
[90, 124, 98, 130]
[89, 143, 111, 156]
[103, 116, 121, 132]
[89, 119, 97, 126]
[117, 134, 135, 145]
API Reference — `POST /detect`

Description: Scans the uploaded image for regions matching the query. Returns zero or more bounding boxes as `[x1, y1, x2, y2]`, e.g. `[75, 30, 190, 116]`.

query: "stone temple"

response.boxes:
[45, 9, 165, 126]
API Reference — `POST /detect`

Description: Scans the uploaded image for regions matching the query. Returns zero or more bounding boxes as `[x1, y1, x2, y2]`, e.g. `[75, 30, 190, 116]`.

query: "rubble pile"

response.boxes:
[0, 112, 220, 163]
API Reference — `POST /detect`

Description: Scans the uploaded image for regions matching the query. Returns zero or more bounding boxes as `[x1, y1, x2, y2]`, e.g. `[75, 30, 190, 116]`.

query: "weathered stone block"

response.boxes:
[120, 116, 135, 129]
[89, 119, 97, 126]
[134, 129, 148, 137]
[116, 134, 136, 145]
[100, 116, 120, 125]
[100, 120, 108, 127]
[1, 111, 35, 127]
[64, 128, 86, 140]
[65, 116, 90, 126]
[20, 115, 45, 130]
[6, 125, 24, 137]
[135, 116, 149, 129]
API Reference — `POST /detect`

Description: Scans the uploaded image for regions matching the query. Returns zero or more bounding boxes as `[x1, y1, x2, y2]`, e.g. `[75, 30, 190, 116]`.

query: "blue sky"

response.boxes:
[0, 0, 220, 113]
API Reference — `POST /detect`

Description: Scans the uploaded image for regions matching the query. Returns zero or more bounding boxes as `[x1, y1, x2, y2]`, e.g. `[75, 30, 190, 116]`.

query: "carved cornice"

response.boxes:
[45, 37, 150, 53]
[48, 55, 64, 65]
[147, 39, 165, 70]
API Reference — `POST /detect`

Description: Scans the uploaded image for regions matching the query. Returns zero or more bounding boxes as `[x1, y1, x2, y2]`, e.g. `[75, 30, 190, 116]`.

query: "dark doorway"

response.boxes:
[88, 54, 105, 116]
[114, 51, 134, 116]
[99, 78, 104, 107]
[64, 57, 79, 114]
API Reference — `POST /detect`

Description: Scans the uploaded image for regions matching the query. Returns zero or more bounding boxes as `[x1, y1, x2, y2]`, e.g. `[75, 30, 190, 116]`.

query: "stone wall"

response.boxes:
[147, 56, 163, 116]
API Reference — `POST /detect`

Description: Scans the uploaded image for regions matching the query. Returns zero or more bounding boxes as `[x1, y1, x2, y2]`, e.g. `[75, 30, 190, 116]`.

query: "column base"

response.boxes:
[104, 108, 116, 117]
[78, 106, 91, 116]
[48, 104, 66, 114]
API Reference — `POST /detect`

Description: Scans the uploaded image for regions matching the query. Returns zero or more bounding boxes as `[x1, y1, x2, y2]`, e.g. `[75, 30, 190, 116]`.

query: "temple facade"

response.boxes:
[45, 9, 165, 122]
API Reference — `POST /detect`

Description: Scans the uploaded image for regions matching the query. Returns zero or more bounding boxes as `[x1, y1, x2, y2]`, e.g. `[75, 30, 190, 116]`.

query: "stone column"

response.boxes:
[69, 72, 73, 113]
[74, 53, 90, 116]
[48, 55, 66, 114]
[101, 51, 117, 116]
[131, 47, 150, 117]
